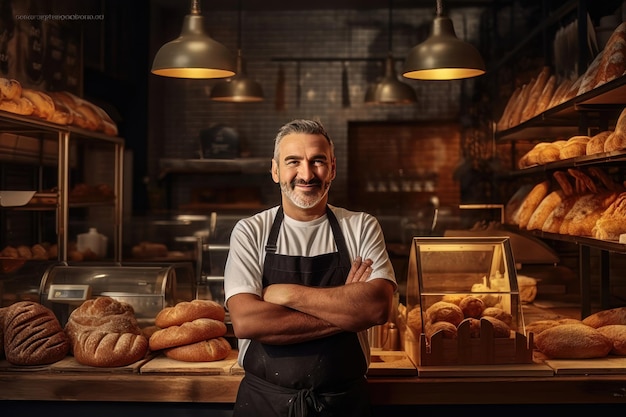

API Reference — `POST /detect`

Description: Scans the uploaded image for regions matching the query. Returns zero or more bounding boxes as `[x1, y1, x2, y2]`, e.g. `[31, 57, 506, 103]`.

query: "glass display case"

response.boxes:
[39, 262, 195, 326]
[404, 236, 532, 366]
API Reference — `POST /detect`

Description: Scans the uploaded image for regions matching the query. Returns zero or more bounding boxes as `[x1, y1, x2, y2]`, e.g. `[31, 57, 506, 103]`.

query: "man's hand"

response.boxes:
[345, 256, 373, 284]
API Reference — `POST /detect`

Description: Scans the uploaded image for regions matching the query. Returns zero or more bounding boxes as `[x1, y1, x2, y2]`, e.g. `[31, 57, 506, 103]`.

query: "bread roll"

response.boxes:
[65, 296, 148, 367]
[582, 307, 626, 328]
[480, 316, 512, 338]
[4, 301, 70, 365]
[164, 337, 231, 362]
[596, 325, 626, 355]
[155, 300, 225, 328]
[534, 323, 612, 359]
[149, 318, 227, 351]
[425, 301, 464, 327]
[406, 307, 423, 336]
[481, 307, 513, 326]
[424, 320, 457, 340]
[459, 296, 485, 319]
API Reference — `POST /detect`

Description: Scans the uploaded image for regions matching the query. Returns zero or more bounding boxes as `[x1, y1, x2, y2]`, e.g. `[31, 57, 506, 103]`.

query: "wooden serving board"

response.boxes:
[543, 356, 626, 375]
[368, 350, 417, 376]
[417, 362, 554, 377]
[48, 354, 155, 373]
[0, 359, 53, 372]
[139, 350, 239, 375]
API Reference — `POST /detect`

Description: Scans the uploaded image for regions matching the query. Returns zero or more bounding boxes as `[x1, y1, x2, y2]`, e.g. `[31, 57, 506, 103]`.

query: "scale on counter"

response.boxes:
[47, 284, 92, 303]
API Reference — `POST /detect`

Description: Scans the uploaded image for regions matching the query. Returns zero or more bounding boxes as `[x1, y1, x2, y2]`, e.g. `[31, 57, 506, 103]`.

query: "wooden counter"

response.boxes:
[3, 370, 626, 406]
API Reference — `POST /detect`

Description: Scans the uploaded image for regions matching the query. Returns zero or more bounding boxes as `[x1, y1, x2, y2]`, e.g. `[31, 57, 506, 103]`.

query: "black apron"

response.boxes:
[233, 206, 371, 417]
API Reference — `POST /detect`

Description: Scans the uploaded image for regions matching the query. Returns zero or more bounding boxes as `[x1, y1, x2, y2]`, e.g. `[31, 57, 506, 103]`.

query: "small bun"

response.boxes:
[425, 301, 464, 327]
[459, 296, 485, 319]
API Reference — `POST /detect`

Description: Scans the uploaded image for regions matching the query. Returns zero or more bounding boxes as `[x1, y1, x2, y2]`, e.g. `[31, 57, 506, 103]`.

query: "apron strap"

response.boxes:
[264, 206, 284, 254]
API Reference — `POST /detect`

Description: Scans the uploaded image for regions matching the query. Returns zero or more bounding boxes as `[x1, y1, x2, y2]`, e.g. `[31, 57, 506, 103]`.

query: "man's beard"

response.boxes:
[280, 178, 331, 209]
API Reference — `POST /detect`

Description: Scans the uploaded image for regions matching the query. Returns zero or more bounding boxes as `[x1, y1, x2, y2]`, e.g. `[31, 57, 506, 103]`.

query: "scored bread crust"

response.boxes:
[164, 337, 232, 362]
[65, 296, 148, 367]
[149, 318, 227, 351]
[582, 306, 626, 328]
[534, 323, 612, 359]
[4, 301, 70, 365]
[155, 299, 226, 328]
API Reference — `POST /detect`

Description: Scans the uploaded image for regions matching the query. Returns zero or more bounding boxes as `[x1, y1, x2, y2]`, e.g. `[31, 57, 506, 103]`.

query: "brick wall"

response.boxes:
[148, 6, 486, 212]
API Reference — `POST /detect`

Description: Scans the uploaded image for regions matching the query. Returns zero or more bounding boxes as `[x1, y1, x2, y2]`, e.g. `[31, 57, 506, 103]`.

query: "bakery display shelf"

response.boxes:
[495, 150, 626, 179]
[495, 75, 626, 142]
[500, 225, 626, 254]
[0, 109, 123, 144]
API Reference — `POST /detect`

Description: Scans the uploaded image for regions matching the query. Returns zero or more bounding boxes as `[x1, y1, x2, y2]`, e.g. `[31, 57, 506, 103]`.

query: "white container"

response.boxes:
[77, 228, 108, 258]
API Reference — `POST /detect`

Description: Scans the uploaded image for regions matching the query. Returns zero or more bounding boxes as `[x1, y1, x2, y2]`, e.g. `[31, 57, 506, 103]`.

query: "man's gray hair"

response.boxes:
[273, 119, 334, 161]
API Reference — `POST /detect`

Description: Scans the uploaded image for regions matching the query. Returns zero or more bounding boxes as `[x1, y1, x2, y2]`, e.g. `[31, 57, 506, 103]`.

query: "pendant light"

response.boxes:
[364, 0, 417, 105]
[211, 0, 264, 102]
[151, 0, 236, 79]
[402, 0, 485, 80]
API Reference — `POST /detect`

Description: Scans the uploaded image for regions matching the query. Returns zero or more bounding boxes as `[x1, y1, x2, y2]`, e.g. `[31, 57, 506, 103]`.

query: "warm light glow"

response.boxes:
[152, 68, 235, 79]
[403, 67, 485, 80]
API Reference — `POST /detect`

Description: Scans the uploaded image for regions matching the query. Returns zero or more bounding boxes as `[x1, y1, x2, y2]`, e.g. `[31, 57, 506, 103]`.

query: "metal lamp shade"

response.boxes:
[211, 52, 264, 102]
[402, 16, 485, 80]
[365, 55, 417, 105]
[151, 13, 236, 79]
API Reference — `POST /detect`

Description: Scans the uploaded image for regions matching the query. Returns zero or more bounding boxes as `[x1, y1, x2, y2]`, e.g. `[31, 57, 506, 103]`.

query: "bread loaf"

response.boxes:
[155, 300, 225, 328]
[0, 78, 21, 100]
[497, 85, 522, 131]
[522, 67, 551, 122]
[547, 77, 573, 108]
[577, 52, 603, 95]
[559, 135, 590, 160]
[604, 131, 626, 152]
[0, 97, 34, 116]
[586, 130, 612, 155]
[164, 337, 231, 362]
[21, 88, 55, 120]
[592, 192, 626, 240]
[504, 184, 533, 224]
[424, 301, 464, 327]
[65, 296, 148, 367]
[597, 325, 626, 355]
[4, 301, 70, 365]
[592, 22, 626, 89]
[424, 320, 457, 340]
[526, 190, 564, 231]
[582, 307, 626, 328]
[516, 180, 550, 229]
[406, 307, 423, 337]
[149, 318, 227, 351]
[534, 323, 612, 359]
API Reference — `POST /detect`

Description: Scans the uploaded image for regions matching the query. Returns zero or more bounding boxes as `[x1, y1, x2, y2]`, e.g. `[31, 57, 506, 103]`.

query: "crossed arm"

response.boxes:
[227, 257, 395, 345]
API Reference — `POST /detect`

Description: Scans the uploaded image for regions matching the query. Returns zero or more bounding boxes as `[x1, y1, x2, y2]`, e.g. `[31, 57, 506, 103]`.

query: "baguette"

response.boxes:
[149, 318, 227, 351]
[164, 337, 231, 362]
[155, 300, 225, 328]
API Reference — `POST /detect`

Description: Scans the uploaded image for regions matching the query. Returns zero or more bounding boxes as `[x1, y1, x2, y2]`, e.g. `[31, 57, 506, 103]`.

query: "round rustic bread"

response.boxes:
[155, 300, 225, 328]
[4, 301, 70, 365]
[425, 301, 464, 327]
[164, 337, 232, 362]
[459, 296, 485, 319]
[481, 307, 513, 326]
[424, 320, 457, 340]
[149, 318, 227, 351]
[64, 296, 148, 367]
[534, 323, 612, 359]
[480, 316, 512, 337]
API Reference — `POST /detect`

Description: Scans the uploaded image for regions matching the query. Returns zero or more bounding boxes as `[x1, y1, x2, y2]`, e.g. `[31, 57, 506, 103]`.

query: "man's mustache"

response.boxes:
[292, 178, 322, 187]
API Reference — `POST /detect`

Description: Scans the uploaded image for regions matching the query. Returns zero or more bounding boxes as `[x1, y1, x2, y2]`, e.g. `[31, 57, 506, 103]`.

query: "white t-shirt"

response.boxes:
[223, 205, 397, 366]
